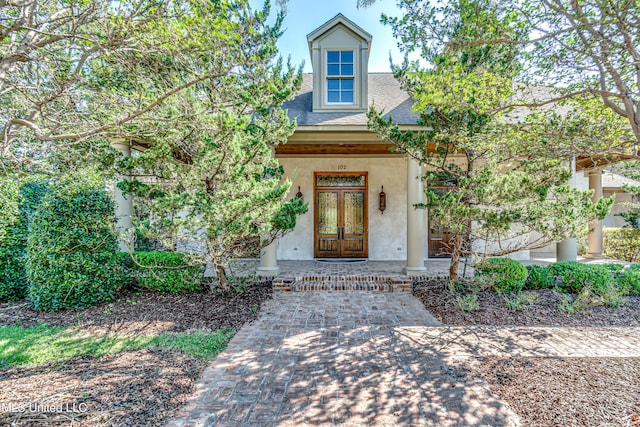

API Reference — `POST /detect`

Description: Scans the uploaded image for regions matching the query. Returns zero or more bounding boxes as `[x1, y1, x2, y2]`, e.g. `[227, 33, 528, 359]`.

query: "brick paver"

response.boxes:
[169, 292, 640, 427]
[414, 326, 640, 359]
[170, 293, 517, 426]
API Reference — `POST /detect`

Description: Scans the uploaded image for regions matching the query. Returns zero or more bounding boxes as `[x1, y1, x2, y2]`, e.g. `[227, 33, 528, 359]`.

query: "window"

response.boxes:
[327, 51, 354, 103]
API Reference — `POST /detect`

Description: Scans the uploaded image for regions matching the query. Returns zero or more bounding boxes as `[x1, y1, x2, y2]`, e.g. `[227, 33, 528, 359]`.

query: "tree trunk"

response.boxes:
[448, 234, 463, 283]
[214, 262, 229, 292]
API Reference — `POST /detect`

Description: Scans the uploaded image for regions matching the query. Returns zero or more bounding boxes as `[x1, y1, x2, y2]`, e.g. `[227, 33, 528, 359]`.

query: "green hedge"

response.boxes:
[130, 251, 203, 292]
[525, 264, 554, 290]
[603, 227, 640, 262]
[0, 179, 49, 301]
[608, 265, 640, 296]
[0, 179, 22, 301]
[475, 257, 527, 294]
[547, 261, 612, 294]
[26, 173, 125, 311]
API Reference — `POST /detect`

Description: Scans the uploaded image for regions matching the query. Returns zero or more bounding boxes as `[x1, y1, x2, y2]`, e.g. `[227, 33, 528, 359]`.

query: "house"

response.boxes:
[253, 13, 621, 276]
[252, 14, 431, 276]
[601, 170, 640, 227]
[111, 13, 619, 273]
[531, 168, 639, 259]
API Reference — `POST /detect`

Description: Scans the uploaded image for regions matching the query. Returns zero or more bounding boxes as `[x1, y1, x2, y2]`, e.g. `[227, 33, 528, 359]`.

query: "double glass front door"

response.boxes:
[314, 173, 368, 258]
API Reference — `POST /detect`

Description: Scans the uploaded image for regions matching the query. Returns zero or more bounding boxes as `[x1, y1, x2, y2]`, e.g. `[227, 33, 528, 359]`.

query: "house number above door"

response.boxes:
[337, 164, 347, 170]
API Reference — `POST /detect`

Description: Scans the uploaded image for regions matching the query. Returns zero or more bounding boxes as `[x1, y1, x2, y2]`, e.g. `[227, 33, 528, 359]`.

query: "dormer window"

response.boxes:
[307, 14, 371, 111]
[327, 51, 354, 103]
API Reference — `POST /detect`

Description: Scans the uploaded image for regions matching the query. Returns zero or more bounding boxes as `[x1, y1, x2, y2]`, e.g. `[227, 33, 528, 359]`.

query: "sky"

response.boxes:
[249, 0, 411, 73]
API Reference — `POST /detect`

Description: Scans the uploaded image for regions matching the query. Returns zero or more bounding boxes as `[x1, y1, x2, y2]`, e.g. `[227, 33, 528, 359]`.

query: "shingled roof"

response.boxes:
[283, 73, 420, 126]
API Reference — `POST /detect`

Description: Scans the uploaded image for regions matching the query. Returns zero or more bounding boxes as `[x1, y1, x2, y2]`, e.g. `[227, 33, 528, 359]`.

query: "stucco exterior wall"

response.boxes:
[604, 191, 634, 228]
[276, 156, 415, 261]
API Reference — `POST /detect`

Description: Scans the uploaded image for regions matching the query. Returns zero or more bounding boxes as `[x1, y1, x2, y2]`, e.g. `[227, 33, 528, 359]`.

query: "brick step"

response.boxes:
[292, 281, 391, 292]
[272, 277, 412, 292]
[297, 275, 393, 282]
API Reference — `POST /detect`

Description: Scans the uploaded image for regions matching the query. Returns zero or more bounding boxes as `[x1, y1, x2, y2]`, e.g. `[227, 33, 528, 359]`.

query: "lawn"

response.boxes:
[0, 324, 233, 367]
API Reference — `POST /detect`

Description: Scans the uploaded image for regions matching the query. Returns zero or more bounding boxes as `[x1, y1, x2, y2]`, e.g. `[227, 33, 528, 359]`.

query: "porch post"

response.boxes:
[257, 238, 280, 277]
[404, 156, 427, 275]
[257, 146, 280, 276]
[556, 157, 577, 261]
[113, 140, 133, 252]
[586, 169, 604, 258]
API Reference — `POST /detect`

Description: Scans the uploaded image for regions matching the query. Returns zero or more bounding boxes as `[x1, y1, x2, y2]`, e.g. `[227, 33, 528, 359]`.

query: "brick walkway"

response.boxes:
[169, 292, 640, 427]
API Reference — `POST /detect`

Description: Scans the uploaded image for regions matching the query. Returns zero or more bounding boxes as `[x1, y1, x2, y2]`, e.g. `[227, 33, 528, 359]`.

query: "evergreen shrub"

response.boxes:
[0, 179, 49, 301]
[475, 258, 527, 294]
[613, 267, 640, 296]
[131, 251, 203, 292]
[524, 264, 554, 290]
[603, 227, 640, 262]
[26, 173, 125, 311]
[547, 261, 611, 294]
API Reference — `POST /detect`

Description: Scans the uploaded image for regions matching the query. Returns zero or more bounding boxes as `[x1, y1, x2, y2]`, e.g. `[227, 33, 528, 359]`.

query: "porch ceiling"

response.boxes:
[275, 142, 398, 156]
[576, 152, 640, 171]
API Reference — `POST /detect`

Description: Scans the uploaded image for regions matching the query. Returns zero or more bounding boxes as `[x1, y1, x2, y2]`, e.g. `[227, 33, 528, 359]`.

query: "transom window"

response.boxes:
[327, 51, 354, 103]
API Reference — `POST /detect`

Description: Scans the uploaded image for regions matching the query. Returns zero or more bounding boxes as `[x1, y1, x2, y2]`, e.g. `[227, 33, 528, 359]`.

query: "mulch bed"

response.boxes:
[0, 282, 273, 335]
[414, 279, 640, 326]
[415, 279, 640, 426]
[0, 349, 207, 426]
[466, 357, 640, 427]
[0, 283, 272, 426]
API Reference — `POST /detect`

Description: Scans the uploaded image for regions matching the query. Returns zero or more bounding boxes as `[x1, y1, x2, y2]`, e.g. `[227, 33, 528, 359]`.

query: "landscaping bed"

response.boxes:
[415, 278, 640, 327]
[0, 349, 206, 426]
[467, 357, 640, 427]
[0, 283, 272, 426]
[415, 279, 640, 426]
[0, 283, 272, 335]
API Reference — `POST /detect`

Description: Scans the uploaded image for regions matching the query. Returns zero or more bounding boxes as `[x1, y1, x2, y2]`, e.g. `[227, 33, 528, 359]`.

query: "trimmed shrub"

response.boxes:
[602, 263, 625, 273]
[0, 178, 49, 301]
[0, 179, 22, 301]
[525, 265, 554, 290]
[614, 268, 640, 296]
[130, 251, 203, 292]
[603, 227, 640, 262]
[475, 258, 527, 294]
[547, 261, 612, 294]
[26, 172, 125, 311]
[115, 252, 135, 288]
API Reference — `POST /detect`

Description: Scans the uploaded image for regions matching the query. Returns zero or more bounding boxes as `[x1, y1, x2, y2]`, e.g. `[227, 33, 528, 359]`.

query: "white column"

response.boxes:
[113, 140, 133, 252]
[257, 147, 280, 276]
[556, 157, 577, 262]
[404, 156, 427, 275]
[586, 169, 604, 258]
[257, 238, 279, 277]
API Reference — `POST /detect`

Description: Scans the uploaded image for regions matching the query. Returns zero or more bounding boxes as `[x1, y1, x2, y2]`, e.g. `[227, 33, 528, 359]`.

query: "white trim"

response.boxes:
[295, 125, 428, 131]
[324, 48, 357, 106]
[307, 13, 372, 52]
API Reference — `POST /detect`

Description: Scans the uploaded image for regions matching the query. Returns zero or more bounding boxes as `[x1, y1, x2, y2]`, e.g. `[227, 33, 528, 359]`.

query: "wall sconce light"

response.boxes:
[295, 186, 303, 201]
[379, 185, 386, 214]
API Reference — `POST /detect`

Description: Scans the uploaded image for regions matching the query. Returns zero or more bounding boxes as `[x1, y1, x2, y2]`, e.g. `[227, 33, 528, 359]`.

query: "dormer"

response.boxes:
[307, 14, 372, 112]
